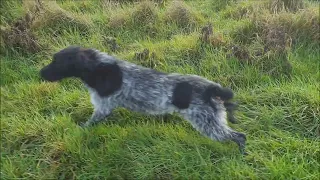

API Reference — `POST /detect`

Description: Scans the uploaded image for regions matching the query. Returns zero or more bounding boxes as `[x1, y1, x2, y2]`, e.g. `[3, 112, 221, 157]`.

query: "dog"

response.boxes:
[40, 46, 247, 154]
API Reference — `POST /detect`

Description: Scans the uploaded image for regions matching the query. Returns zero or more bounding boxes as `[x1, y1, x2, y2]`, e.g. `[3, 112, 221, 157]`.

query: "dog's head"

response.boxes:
[40, 46, 97, 82]
[40, 46, 123, 96]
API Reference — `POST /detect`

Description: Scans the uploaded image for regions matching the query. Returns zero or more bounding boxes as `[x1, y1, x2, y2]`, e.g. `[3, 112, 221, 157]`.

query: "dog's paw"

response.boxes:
[242, 151, 249, 156]
[79, 122, 90, 128]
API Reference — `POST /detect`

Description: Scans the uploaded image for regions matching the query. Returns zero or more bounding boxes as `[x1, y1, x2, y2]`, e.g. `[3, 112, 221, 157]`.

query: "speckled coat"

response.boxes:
[40, 46, 247, 154]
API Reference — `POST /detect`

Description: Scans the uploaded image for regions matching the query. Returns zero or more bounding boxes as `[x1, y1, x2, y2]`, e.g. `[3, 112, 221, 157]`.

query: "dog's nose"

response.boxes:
[40, 66, 50, 80]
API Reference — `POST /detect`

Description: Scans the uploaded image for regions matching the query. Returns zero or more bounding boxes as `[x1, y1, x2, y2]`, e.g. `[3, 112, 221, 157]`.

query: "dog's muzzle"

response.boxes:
[40, 66, 60, 82]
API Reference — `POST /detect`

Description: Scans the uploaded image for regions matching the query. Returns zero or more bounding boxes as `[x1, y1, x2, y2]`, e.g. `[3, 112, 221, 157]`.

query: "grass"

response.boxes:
[1, 0, 319, 179]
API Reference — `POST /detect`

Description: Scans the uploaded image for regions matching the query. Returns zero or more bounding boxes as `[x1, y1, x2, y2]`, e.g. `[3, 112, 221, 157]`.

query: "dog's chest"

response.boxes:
[88, 88, 110, 109]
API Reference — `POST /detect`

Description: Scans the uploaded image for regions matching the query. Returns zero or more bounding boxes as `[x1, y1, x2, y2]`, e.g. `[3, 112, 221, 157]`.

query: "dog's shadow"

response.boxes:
[71, 109, 247, 158]
[71, 108, 186, 127]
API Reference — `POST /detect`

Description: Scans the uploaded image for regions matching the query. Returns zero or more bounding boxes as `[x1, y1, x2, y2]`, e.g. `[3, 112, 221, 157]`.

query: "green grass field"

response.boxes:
[1, 0, 319, 179]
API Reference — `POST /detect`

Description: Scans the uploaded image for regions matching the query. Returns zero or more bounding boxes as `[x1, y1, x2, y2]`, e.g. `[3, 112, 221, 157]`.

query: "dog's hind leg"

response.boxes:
[230, 131, 247, 155]
[224, 102, 238, 124]
[180, 106, 247, 154]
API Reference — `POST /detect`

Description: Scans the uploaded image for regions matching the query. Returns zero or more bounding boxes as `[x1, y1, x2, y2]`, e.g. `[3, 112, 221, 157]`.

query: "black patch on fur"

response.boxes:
[202, 87, 215, 103]
[172, 82, 193, 109]
[83, 63, 123, 97]
[203, 86, 234, 102]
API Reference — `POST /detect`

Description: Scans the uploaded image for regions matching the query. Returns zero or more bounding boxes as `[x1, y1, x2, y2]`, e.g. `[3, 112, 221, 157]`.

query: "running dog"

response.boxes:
[40, 46, 247, 154]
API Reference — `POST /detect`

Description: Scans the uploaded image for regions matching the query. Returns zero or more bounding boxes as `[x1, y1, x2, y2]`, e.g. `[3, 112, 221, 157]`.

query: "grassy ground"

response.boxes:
[1, 0, 319, 179]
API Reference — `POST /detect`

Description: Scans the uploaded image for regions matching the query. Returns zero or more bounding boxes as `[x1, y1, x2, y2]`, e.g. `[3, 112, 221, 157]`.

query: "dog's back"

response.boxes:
[110, 58, 225, 112]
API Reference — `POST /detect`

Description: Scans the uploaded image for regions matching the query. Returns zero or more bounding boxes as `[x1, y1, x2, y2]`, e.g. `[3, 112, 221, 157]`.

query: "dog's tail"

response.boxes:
[203, 85, 238, 123]
[203, 85, 234, 102]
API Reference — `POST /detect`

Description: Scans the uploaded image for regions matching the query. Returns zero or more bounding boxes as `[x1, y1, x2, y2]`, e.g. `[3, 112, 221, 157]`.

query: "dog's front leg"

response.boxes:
[82, 109, 112, 127]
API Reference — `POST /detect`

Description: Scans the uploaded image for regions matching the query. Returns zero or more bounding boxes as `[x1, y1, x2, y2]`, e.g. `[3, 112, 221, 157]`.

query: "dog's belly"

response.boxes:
[89, 88, 177, 115]
[124, 104, 176, 115]
[119, 96, 177, 115]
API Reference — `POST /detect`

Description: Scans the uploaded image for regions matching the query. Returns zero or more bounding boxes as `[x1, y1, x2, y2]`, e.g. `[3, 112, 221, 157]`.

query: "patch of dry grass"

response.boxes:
[226, 6, 319, 77]
[102, 0, 166, 6]
[108, 1, 157, 29]
[0, 26, 40, 54]
[226, 42, 292, 77]
[200, 23, 227, 48]
[165, 0, 203, 29]
[134, 48, 162, 69]
[108, 10, 130, 29]
[233, 6, 319, 48]
[132, 1, 157, 25]
[258, 8, 319, 48]
[1, 0, 95, 53]
[0, 5, 41, 53]
[25, 0, 92, 31]
[269, 0, 305, 13]
[222, 1, 267, 20]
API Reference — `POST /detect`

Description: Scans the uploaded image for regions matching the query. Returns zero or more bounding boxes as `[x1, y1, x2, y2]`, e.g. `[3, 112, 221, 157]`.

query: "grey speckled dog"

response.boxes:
[40, 46, 247, 154]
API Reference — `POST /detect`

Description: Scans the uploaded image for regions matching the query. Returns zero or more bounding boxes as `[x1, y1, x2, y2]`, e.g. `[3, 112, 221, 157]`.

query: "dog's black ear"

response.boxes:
[84, 63, 123, 97]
